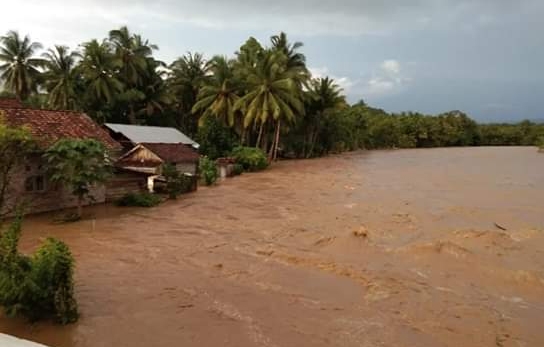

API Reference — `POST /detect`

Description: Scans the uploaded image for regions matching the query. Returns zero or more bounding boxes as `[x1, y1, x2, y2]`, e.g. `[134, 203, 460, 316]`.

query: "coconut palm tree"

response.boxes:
[168, 52, 211, 135]
[137, 59, 171, 117]
[108, 27, 160, 123]
[80, 39, 123, 106]
[270, 32, 309, 86]
[192, 56, 240, 127]
[109, 26, 157, 87]
[234, 49, 304, 160]
[0, 31, 43, 101]
[42, 45, 81, 110]
[303, 77, 347, 157]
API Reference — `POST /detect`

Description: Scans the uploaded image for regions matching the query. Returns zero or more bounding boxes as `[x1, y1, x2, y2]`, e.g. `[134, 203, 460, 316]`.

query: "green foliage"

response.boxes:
[196, 115, 238, 160]
[0, 215, 78, 324]
[231, 146, 268, 171]
[2, 27, 542, 162]
[0, 31, 43, 101]
[0, 121, 35, 216]
[479, 121, 544, 146]
[199, 156, 218, 185]
[284, 77, 347, 158]
[162, 164, 194, 198]
[116, 192, 162, 207]
[169, 52, 210, 136]
[192, 56, 241, 127]
[232, 163, 244, 176]
[44, 139, 112, 218]
[42, 45, 81, 110]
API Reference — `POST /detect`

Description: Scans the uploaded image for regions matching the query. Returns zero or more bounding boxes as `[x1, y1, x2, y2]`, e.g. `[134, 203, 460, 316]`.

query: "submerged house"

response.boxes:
[104, 123, 200, 177]
[0, 104, 148, 215]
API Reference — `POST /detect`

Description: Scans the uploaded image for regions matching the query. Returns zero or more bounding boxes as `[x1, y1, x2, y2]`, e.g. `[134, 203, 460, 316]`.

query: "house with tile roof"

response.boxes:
[0, 102, 148, 215]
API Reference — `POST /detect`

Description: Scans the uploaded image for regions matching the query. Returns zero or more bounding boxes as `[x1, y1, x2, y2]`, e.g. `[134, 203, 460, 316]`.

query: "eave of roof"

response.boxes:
[1, 107, 121, 150]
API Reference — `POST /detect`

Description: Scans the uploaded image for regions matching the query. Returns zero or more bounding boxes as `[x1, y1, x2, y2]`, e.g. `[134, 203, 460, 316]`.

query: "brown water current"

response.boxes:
[1, 147, 543, 347]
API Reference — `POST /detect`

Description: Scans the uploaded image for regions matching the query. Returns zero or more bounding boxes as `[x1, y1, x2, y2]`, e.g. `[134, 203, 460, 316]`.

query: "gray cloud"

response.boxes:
[1, 0, 543, 120]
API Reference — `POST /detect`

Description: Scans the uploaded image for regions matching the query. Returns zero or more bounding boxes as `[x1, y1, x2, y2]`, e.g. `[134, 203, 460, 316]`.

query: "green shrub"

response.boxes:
[231, 147, 268, 172]
[199, 156, 218, 186]
[116, 192, 162, 207]
[196, 115, 238, 160]
[0, 215, 78, 324]
[29, 238, 79, 324]
[537, 136, 544, 151]
[162, 164, 194, 198]
[232, 163, 244, 176]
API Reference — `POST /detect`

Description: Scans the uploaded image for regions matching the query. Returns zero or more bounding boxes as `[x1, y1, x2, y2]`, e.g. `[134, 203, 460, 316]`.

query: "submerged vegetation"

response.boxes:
[0, 214, 78, 324]
[231, 146, 269, 171]
[199, 156, 219, 186]
[116, 192, 162, 207]
[162, 163, 195, 198]
[0, 28, 542, 163]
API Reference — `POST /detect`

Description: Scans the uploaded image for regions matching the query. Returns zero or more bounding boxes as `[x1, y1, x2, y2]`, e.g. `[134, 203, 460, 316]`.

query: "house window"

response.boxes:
[25, 175, 47, 193]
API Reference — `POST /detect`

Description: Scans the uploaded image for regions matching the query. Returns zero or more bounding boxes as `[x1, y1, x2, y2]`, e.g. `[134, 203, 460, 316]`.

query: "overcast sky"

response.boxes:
[2, 0, 543, 121]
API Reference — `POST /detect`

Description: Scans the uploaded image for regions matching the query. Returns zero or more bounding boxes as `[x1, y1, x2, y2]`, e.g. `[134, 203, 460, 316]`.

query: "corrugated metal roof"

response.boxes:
[105, 123, 199, 148]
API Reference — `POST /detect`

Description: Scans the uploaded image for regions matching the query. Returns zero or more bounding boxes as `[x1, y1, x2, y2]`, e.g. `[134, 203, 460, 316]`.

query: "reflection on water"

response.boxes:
[1, 147, 543, 347]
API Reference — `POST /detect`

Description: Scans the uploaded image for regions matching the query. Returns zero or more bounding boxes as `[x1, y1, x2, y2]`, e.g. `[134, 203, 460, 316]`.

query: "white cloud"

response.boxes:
[309, 67, 356, 92]
[367, 78, 396, 94]
[380, 59, 401, 75]
[363, 59, 410, 97]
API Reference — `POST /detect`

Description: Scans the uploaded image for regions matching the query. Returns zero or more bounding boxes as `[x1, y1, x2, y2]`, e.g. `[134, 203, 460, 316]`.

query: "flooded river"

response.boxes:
[1, 147, 543, 347]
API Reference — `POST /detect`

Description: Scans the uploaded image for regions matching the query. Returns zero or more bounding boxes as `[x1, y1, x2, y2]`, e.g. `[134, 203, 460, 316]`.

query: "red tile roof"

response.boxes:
[0, 98, 23, 108]
[141, 143, 199, 163]
[0, 107, 120, 150]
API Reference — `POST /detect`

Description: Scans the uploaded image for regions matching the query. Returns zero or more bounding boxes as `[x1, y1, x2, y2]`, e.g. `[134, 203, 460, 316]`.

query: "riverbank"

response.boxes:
[1, 147, 543, 347]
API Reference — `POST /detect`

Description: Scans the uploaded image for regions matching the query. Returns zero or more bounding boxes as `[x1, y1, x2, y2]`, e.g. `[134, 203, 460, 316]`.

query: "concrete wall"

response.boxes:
[2, 157, 106, 216]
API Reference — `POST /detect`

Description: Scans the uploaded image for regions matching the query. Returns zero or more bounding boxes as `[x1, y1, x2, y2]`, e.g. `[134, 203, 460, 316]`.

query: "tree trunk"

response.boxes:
[268, 134, 275, 160]
[256, 122, 264, 148]
[128, 105, 137, 124]
[240, 127, 246, 146]
[307, 129, 318, 158]
[272, 119, 282, 161]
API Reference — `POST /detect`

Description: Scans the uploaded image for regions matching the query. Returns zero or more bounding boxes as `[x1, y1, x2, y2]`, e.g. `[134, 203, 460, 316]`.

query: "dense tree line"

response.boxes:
[285, 107, 544, 157]
[0, 28, 542, 161]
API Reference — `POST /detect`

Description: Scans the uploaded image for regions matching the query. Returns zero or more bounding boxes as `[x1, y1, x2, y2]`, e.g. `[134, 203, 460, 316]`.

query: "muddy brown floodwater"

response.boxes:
[1, 147, 544, 347]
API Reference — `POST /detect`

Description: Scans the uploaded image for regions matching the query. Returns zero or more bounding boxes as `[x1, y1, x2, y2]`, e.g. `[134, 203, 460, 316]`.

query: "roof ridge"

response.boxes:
[105, 123, 179, 130]
[0, 106, 90, 115]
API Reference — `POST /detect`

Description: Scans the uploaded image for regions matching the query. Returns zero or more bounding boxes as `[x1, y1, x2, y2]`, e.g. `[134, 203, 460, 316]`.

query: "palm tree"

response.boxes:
[137, 60, 171, 117]
[270, 32, 309, 86]
[234, 49, 304, 160]
[80, 39, 123, 107]
[304, 77, 347, 157]
[109, 26, 157, 87]
[109, 27, 160, 123]
[42, 45, 81, 110]
[192, 56, 240, 127]
[0, 31, 43, 101]
[168, 52, 211, 135]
